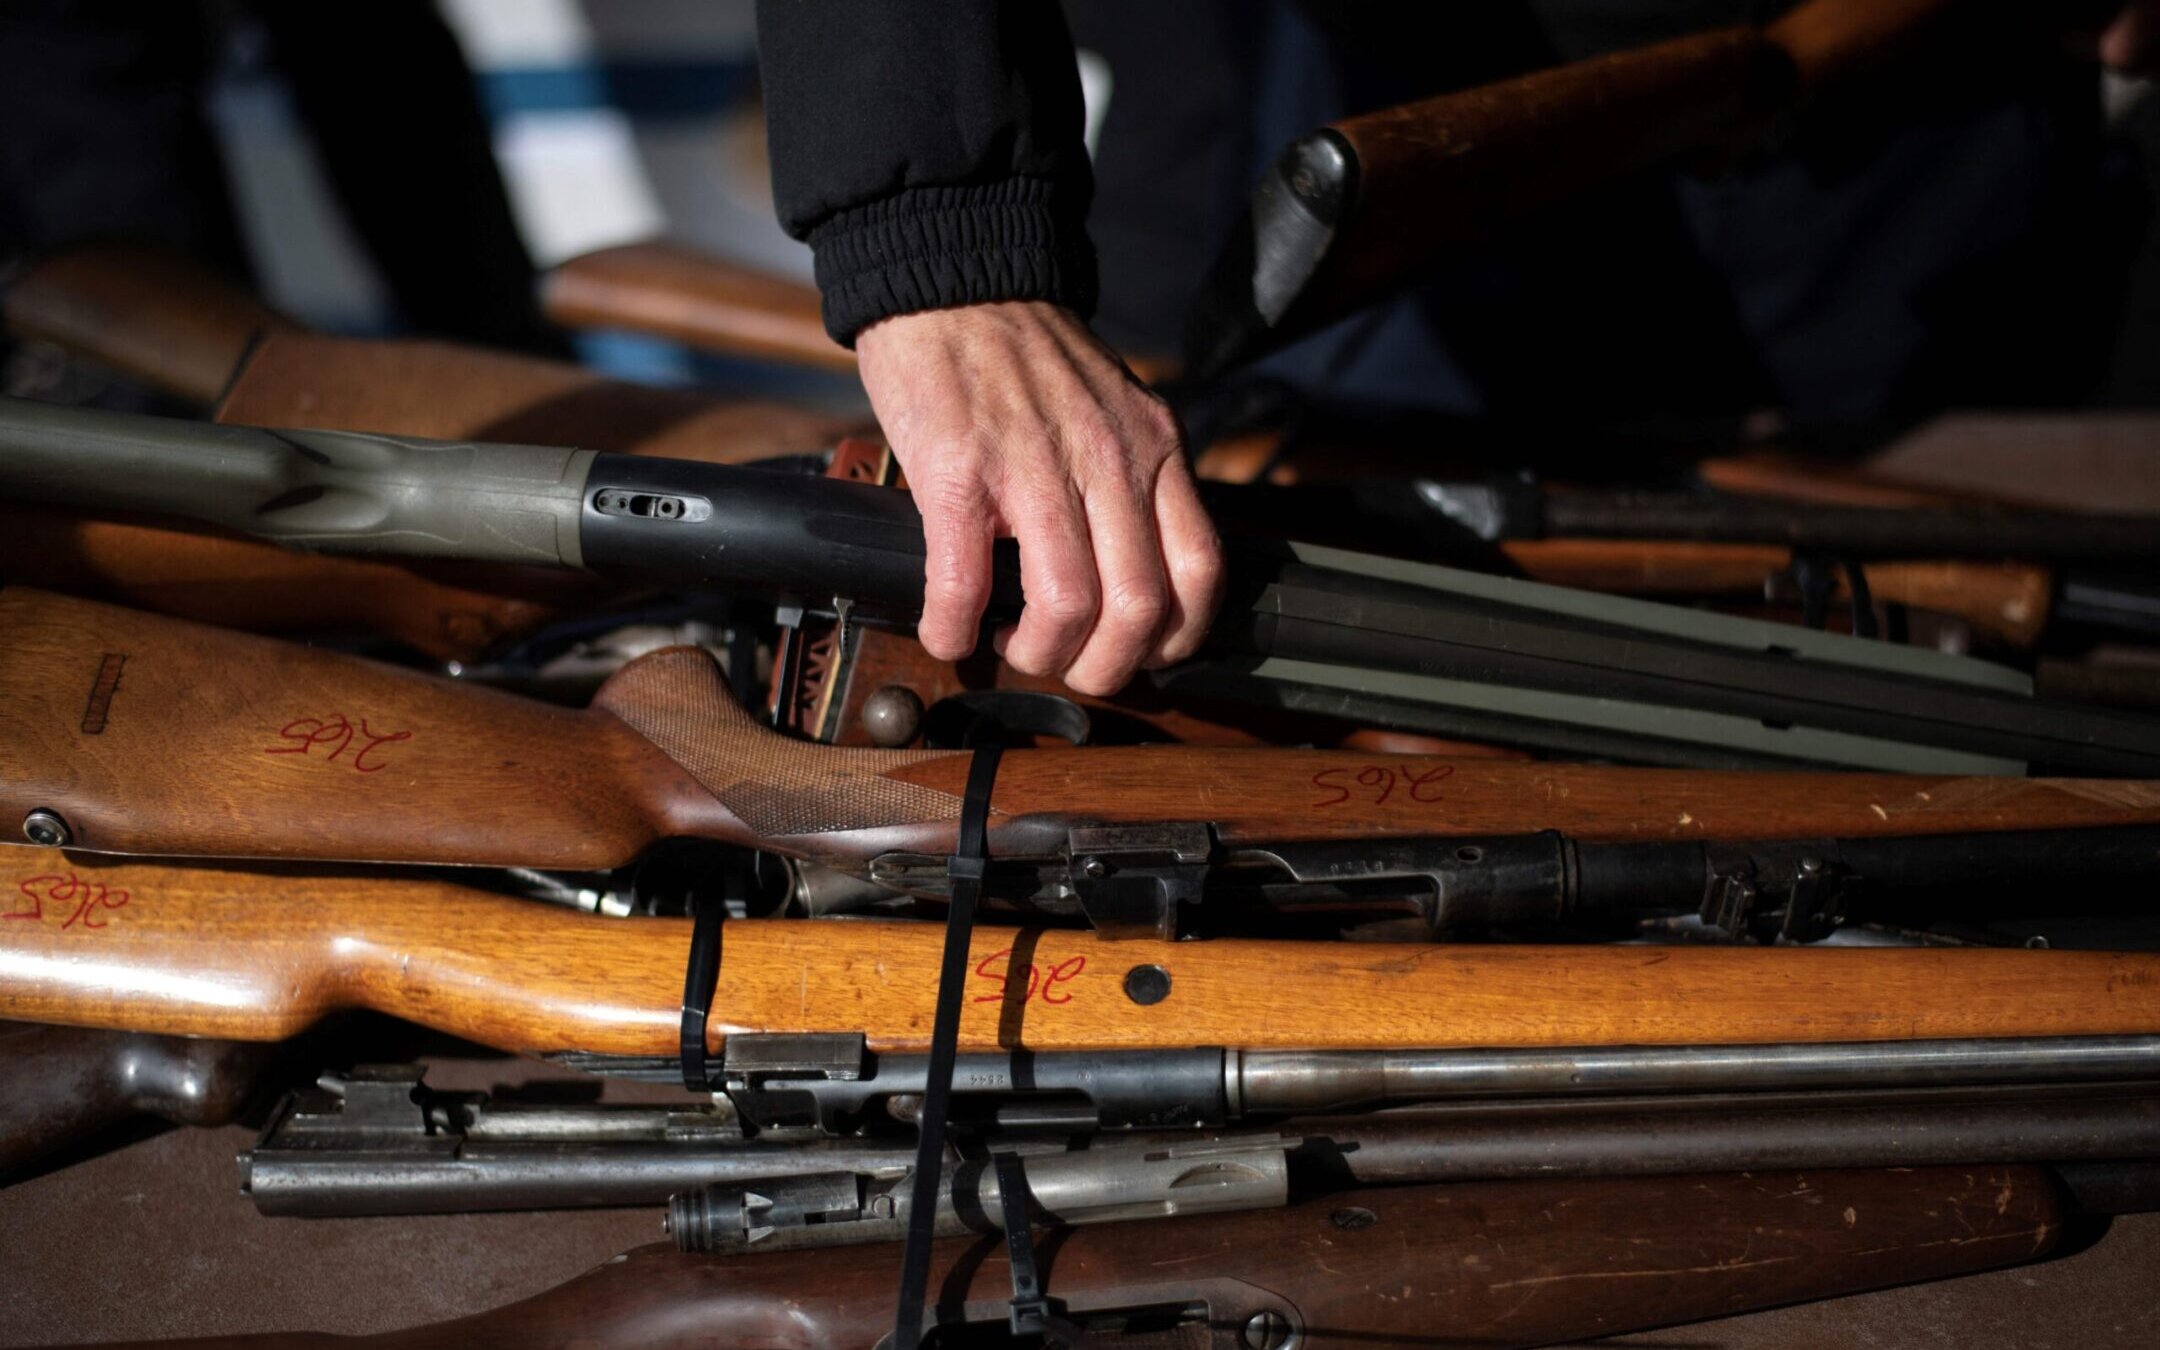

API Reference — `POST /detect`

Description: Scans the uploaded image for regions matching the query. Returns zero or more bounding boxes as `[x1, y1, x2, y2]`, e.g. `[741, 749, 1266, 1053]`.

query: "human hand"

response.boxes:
[853, 301, 1224, 697]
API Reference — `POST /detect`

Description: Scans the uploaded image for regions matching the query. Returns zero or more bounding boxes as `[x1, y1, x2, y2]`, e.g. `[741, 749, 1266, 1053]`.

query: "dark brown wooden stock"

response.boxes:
[1310, 28, 1769, 338]
[1287, 0, 1967, 348]
[20, 848, 2160, 1054]
[7, 588, 2159, 876]
[540, 240, 853, 373]
[0, 1021, 271, 1174]
[51, 1168, 2068, 1349]
[1, 243, 294, 403]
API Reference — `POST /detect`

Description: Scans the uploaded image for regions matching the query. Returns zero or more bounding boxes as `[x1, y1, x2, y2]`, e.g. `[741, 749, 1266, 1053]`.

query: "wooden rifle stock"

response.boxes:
[44, 1167, 2071, 1349]
[1, 243, 295, 403]
[7, 588, 2160, 875]
[0, 1021, 272, 1175]
[1187, 0, 1974, 374]
[3, 241, 860, 458]
[540, 241, 1181, 384]
[540, 240, 853, 374]
[3, 848, 2159, 1053]
[0, 506, 605, 663]
[1502, 540, 2056, 648]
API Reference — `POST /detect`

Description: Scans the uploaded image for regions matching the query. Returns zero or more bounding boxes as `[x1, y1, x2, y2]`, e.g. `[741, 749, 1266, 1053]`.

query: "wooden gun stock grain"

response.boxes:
[5, 850, 2160, 1055]
[2, 242, 294, 403]
[1502, 540, 2056, 648]
[541, 241, 854, 374]
[0, 506, 599, 663]
[46, 1168, 2066, 1348]
[217, 331, 858, 463]
[6, 589, 2160, 876]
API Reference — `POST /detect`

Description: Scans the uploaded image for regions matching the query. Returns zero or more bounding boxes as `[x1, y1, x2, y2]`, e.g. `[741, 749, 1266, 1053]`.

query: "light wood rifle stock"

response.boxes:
[8, 848, 2160, 1054]
[4, 588, 2158, 875]
[1503, 540, 2055, 648]
[541, 240, 853, 374]
[22, 1168, 2076, 1349]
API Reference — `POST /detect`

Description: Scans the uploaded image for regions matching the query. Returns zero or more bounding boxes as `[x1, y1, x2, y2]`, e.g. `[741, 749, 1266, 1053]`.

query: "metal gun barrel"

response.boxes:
[1235, 1036, 2160, 1114]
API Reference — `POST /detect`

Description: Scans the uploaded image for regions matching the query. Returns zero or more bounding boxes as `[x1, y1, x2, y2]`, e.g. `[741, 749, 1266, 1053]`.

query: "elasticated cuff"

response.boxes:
[808, 178, 1099, 345]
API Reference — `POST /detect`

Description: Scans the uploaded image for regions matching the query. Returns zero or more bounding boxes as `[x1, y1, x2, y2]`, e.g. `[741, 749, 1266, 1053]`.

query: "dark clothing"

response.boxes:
[754, 0, 1098, 345]
[759, 0, 2138, 421]
[0, 1, 561, 355]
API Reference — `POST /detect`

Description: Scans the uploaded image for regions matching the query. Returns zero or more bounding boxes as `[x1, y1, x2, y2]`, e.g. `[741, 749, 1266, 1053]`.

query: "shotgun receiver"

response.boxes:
[10, 847, 2160, 1055]
[1185, 0, 1990, 375]
[36, 1166, 2102, 1349]
[9, 399, 2160, 773]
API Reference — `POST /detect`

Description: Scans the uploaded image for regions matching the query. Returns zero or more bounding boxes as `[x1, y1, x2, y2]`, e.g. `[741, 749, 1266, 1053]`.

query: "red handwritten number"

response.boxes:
[1040, 956, 1085, 1005]
[1311, 763, 1456, 809]
[4, 877, 45, 921]
[265, 714, 412, 774]
[1404, 764, 1455, 802]
[971, 949, 1088, 1006]
[8, 873, 129, 929]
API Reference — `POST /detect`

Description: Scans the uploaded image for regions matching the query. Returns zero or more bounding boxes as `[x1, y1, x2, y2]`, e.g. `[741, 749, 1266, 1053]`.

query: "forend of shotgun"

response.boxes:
[45, 1168, 2068, 1349]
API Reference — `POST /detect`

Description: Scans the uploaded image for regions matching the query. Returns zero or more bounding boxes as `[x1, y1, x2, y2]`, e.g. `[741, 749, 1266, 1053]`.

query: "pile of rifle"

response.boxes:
[9, 7, 2160, 1347]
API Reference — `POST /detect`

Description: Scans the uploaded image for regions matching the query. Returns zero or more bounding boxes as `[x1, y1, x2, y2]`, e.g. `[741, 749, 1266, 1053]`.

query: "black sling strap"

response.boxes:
[676, 895, 727, 1092]
[891, 743, 1003, 1350]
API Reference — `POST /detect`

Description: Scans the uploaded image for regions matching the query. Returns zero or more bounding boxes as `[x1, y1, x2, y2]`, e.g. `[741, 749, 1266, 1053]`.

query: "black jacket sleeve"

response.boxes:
[754, 0, 1098, 344]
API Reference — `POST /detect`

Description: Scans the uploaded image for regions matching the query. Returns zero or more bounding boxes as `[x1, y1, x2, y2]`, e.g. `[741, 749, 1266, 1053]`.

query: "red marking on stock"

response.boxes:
[972, 949, 1088, 1006]
[264, 713, 414, 773]
[8, 873, 130, 929]
[1311, 763, 1455, 809]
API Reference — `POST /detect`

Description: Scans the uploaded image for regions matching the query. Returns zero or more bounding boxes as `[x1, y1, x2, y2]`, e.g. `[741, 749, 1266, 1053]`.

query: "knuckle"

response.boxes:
[1178, 540, 1227, 595]
[1039, 583, 1100, 626]
[1105, 576, 1168, 630]
[1070, 425, 1129, 477]
[925, 569, 983, 603]
[1134, 395, 1182, 448]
